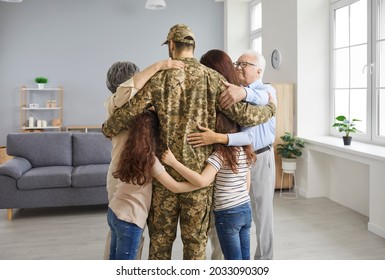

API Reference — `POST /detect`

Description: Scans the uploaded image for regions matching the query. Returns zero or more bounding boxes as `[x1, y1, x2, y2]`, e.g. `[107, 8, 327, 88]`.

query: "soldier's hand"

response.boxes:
[219, 81, 247, 110]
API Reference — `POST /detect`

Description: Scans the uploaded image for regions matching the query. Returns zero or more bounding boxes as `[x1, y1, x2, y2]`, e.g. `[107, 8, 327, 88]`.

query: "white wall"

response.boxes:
[307, 150, 369, 216]
[297, 0, 330, 137]
[222, 0, 250, 60]
[262, 0, 298, 85]
[295, 0, 331, 204]
[0, 0, 224, 146]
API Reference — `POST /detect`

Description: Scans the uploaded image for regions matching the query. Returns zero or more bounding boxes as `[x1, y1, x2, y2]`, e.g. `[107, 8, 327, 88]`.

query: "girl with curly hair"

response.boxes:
[107, 109, 199, 260]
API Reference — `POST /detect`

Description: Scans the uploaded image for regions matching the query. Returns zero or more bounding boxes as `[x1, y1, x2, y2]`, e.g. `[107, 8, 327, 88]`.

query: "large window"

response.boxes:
[250, 0, 262, 53]
[331, 0, 385, 144]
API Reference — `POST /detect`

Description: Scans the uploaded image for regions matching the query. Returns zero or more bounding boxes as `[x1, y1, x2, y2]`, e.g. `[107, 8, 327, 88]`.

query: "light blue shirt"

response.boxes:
[227, 79, 276, 151]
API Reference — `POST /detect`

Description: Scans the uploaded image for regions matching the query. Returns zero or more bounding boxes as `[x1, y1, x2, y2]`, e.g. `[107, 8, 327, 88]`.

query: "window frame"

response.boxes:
[372, 0, 385, 143]
[329, 0, 385, 145]
[249, 0, 262, 52]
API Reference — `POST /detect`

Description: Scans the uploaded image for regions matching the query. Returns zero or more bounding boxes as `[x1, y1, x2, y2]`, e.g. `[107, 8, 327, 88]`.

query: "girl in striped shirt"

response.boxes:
[162, 111, 256, 260]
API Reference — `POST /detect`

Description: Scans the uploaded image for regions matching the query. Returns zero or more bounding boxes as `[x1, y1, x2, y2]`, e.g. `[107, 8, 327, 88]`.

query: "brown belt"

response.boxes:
[255, 145, 272, 154]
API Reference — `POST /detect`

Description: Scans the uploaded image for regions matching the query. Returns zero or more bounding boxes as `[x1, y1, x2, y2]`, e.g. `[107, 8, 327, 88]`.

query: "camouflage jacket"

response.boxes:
[102, 57, 276, 182]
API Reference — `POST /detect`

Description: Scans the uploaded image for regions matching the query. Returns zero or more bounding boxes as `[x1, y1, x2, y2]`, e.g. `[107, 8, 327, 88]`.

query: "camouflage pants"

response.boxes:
[148, 184, 213, 260]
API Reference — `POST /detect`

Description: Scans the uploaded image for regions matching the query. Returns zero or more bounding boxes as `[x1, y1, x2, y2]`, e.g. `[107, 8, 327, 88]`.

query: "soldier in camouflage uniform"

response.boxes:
[102, 24, 276, 260]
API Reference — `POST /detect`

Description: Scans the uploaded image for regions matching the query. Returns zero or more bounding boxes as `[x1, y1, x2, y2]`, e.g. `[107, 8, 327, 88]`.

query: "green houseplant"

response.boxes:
[276, 132, 305, 159]
[332, 115, 361, 145]
[276, 132, 305, 172]
[35, 76, 48, 89]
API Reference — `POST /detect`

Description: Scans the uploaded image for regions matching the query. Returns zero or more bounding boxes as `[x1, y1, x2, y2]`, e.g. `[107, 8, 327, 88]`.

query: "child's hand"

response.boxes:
[162, 148, 176, 166]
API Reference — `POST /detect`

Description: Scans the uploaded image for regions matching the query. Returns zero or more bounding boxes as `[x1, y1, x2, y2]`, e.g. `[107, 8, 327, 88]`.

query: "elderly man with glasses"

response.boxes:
[223, 50, 277, 260]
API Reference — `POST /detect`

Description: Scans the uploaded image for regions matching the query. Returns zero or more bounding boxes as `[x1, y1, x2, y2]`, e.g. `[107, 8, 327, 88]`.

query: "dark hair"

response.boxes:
[200, 49, 240, 85]
[173, 41, 195, 52]
[113, 110, 160, 185]
[200, 49, 255, 172]
[106, 61, 140, 94]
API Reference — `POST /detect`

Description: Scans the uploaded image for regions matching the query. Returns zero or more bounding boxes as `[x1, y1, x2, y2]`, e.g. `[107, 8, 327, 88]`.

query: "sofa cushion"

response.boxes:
[0, 157, 32, 179]
[72, 164, 109, 188]
[6, 132, 72, 167]
[17, 166, 73, 190]
[72, 133, 112, 167]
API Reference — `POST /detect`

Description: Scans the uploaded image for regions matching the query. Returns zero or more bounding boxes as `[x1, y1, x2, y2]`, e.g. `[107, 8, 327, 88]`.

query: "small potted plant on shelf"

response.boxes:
[332, 115, 361, 146]
[276, 132, 305, 172]
[35, 76, 48, 89]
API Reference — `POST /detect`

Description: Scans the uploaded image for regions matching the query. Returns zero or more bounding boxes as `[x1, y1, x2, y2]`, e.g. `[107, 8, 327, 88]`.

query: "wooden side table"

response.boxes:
[0, 146, 12, 165]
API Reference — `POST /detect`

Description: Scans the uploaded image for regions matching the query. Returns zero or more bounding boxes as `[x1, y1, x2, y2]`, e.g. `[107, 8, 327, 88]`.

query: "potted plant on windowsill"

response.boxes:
[332, 115, 361, 146]
[276, 132, 305, 173]
[35, 76, 48, 89]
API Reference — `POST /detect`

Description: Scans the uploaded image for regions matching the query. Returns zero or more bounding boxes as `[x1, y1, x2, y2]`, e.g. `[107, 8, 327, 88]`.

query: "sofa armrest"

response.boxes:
[0, 157, 32, 179]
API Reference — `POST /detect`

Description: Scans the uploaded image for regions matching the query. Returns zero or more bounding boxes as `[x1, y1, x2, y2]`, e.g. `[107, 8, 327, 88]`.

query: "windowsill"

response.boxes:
[301, 136, 385, 162]
[302, 136, 385, 239]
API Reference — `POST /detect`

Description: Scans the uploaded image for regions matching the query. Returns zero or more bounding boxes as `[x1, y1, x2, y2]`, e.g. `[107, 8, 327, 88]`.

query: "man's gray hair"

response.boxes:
[243, 49, 266, 78]
[106, 61, 140, 94]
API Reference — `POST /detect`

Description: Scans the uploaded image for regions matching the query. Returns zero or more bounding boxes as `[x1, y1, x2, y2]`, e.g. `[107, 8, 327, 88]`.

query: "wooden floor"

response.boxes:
[1, 191, 385, 260]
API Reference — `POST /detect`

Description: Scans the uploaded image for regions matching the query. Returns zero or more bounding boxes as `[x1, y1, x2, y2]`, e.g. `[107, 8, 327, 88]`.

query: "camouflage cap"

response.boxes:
[162, 24, 195, 46]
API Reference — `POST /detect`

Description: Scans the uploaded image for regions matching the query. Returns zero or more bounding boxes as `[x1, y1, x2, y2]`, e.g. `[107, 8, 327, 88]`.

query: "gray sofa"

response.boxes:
[0, 132, 111, 220]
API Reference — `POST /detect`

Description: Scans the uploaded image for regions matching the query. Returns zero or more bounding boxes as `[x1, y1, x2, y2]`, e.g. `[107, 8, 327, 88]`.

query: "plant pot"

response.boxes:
[343, 136, 352, 146]
[282, 158, 297, 173]
[37, 83, 45, 89]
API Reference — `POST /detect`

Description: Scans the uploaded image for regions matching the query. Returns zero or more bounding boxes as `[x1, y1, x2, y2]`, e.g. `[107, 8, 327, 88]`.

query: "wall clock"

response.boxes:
[271, 49, 282, 69]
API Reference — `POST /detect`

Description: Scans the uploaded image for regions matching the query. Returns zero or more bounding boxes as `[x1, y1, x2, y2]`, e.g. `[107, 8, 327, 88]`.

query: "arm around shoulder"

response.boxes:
[105, 79, 136, 116]
[220, 101, 276, 128]
[102, 102, 133, 138]
[133, 59, 185, 90]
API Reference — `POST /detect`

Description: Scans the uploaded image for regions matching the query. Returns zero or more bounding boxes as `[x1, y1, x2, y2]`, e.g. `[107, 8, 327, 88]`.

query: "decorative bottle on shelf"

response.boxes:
[28, 117, 34, 128]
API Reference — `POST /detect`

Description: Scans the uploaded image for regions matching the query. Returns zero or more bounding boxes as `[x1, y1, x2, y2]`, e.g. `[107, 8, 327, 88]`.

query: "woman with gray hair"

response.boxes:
[106, 61, 140, 94]
[103, 58, 185, 259]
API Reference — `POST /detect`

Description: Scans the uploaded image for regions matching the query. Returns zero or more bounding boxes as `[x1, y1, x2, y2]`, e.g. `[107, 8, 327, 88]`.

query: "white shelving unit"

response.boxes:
[20, 86, 63, 132]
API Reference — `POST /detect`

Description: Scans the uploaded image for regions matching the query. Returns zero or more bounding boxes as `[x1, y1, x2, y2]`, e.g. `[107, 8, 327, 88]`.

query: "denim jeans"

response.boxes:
[214, 202, 252, 260]
[107, 207, 143, 260]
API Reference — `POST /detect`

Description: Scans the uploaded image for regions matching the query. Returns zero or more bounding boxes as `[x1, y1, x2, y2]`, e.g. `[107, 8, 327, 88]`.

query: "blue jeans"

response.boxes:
[107, 207, 143, 260]
[214, 202, 252, 260]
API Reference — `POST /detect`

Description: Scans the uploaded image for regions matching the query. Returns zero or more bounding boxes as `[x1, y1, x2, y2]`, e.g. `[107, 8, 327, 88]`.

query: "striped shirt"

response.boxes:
[207, 149, 251, 211]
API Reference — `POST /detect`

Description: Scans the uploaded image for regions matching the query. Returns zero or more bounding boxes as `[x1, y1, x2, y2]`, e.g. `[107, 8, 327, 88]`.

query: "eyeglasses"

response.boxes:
[233, 61, 257, 69]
